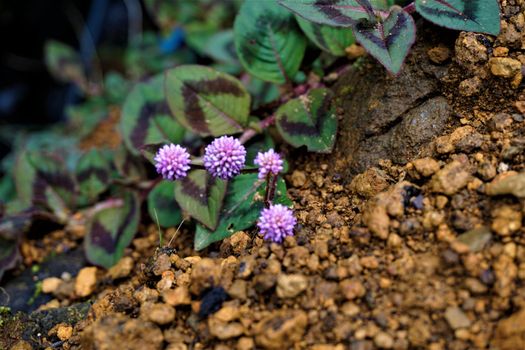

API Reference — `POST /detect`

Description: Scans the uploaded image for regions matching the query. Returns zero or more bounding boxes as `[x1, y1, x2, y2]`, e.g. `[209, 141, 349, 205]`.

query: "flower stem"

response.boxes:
[403, 2, 416, 14]
[264, 174, 278, 208]
[239, 114, 276, 144]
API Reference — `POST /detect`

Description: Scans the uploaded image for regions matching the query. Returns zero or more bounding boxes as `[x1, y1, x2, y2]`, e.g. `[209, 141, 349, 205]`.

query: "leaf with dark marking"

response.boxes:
[76, 149, 113, 204]
[296, 16, 355, 56]
[353, 6, 416, 74]
[45, 40, 87, 89]
[165, 65, 250, 136]
[0, 236, 21, 282]
[279, 0, 392, 27]
[275, 88, 338, 153]
[174, 170, 227, 230]
[234, 0, 306, 83]
[84, 193, 141, 268]
[114, 145, 146, 182]
[121, 74, 185, 155]
[148, 180, 182, 228]
[415, 0, 500, 35]
[194, 173, 292, 251]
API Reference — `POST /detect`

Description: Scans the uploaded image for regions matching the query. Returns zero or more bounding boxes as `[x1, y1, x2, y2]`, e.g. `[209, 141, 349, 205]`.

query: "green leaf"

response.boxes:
[165, 65, 251, 136]
[296, 16, 355, 56]
[121, 74, 185, 155]
[415, 0, 500, 35]
[114, 145, 146, 182]
[76, 149, 113, 203]
[0, 236, 20, 281]
[174, 170, 227, 230]
[194, 173, 292, 251]
[234, 0, 307, 83]
[13, 151, 37, 210]
[353, 6, 416, 74]
[279, 0, 386, 27]
[84, 193, 141, 268]
[203, 30, 240, 65]
[66, 98, 108, 139]
[245, 77, 280, 109]
[275, 88, 338, 153]
[147, 181, 182, 228]
[44, 40, 86, 88]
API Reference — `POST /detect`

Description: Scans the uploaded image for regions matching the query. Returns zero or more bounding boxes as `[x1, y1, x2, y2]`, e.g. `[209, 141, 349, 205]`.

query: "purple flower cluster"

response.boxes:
[204, 136, 246, 180]
[154, 144, 191, 180]
[257, 204, 296, 243]
[254, 149, 283, 180]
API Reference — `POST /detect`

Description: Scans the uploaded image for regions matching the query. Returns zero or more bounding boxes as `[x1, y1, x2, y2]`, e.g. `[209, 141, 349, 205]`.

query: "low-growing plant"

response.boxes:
[0, 0, 501, 277]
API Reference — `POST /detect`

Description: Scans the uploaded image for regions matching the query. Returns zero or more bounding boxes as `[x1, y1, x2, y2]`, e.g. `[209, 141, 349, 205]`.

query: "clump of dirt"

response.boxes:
[5, 1, 525, 349]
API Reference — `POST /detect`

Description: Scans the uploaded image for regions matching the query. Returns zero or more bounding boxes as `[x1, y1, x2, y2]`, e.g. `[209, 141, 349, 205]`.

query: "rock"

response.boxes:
[363, 204, 389, 240]
[493, 308, 525, 350]
[290, 170, 306, 188]
[411, 158, 440, 178]
[229, 231, 251, 254]
[81, 315, 163, 350]
[42, 277, 62, 294]
[107, 256, 134, 280]
[208, 318, 244, 340]
[163, 286, 191, 307]
[254, 310, 308, 349]
[10, 341, 32, 350]
[456, 227, 492, 252]
[141, 302, 176, 325]
[152, 253, 171, 276]
[455, 32, 488, 69]
[427, 45, 450, 64]
[189, 258, 221, 295]
[349, 168, 389, 198]
[444, 307, 471, 329]
[459, 76, 482, 96]
[434, 126, 482, 154]
[486, 172, 525, 198]
[276, 274, 308, 298]
[237, 337, 255, 350]
[491, 206, 522, 236]
[493, 46, 509, 57]
[227, 279, 247, 300]
[464, 278, 488, 294]
[133, 286, 159, 304]
[430, 156, 471, 195]
[374, 332, 394, 349]
[57, 324, 73, 341]
[489, 57, 522, 78]
[339, 279, 366, 300]
[75, 267, 98, 297]
[214, 303, 240, 322]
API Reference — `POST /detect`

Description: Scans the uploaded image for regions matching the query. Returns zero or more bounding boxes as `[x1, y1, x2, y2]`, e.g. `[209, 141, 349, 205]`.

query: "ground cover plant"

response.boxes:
[0, 0, 501, 277]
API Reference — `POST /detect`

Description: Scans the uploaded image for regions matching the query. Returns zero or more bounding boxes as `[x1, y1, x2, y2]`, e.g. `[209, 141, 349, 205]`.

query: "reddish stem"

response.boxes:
[403, 2, 416, 14]
[239, 115, 276, 144]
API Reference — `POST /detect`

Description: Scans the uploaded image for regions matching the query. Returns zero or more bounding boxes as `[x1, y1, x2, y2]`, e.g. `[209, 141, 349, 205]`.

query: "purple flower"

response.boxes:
[254, 149, 283, 180]
[257, 204, 296, 243]
[154, 144, 191, 180]
[203, 136, 246, 180]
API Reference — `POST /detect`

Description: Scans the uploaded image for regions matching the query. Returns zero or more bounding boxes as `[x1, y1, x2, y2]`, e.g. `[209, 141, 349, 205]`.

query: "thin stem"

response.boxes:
[403, 2, 416, 14]
[263, 174, 278, 208]
[239, 115, 276, 144]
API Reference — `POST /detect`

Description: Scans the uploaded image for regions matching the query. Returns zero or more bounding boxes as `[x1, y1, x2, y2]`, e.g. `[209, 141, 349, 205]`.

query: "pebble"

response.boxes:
[42, 277, 62, 294]
[486, 172, 525, 198]
[190, 258, 221, 295]
[107, 256, 134, 280]
[290, 170, 306, 188]
[456, 226, 492, 252]
[229, 231, 251, 254]
[254, 310, 308, 349]
[374, 332, 394, 349]
[430, 156, 471, 195]
[10, 341, 33, 350]
[339, 279, 366, 300]
[444, 307, 471, 329]
[427, 45, 450, 64]
[411, 158, 440, 177]
[142, 302, 176, 325]
[349, 168, 389, 198]
[491, 206, 522, 236]
[75, 266, 98, 297]
[208, 318, 244, 340]
[493, 308, 525, 349]
[276, 274, 308, 298]
[134, 286, 159, 304]
[57, 324, 73, 341]
[152, 253, 171, 276]
[489, 57, 522, 78]
[163, 286, 191, 306]
[237, 337, 255, 350]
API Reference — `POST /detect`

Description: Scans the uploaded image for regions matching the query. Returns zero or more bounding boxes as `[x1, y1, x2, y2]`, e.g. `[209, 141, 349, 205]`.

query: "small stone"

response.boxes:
[465, 278, 488, 294]
[10, 341, 33, 350]
[237, 337, 255, 350]
[349, 168, 389, 198]
[459, 76, 483, 97]
[163, 286, 191, 306]
[254, 310, 308, 349]
[142, 302, 176, 325]
[208, 318, 244, 340]
[57, 324, 73, 341]
[152, 253, 171, 276]
[493, 47, 509, 57]
[214, 304, 240, 323]
[489, 57, 522, 78]
[190, 258, 221, 295]
[427, 45, 450, 64]
[42, 277, 62, 294]
[374, 332, 394, 349]
[493, 308, 525, 350]
[411, 158, 440, 177]
[276, 274, 308, 298]
[134, 286, 159, 304]
[486, 172, 525, 198]
[229, 231, 251, 254]
[430, 156, 471, 195]
[339, 279, 365, 300]
[444, 307, 471, 330]
[363, 204, 390, 240]
[360, 256, 379, 269]
[456, 226, 492, 252]
[227, 279, 247, 300]
[491, 206, 522, 236]
[75, 267, 98, 297]
[107, 256, 134, 280]
[290, 170, 306, 188]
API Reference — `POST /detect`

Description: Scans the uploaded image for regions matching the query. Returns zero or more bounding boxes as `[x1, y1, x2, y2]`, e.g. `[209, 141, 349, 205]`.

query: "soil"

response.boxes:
[3, 1, 525, 349]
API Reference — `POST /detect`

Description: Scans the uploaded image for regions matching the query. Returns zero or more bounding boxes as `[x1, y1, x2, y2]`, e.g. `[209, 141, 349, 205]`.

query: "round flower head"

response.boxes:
[154, 144, 191, 180]
[257, 204, 296, 243]
[254, 149, 283, 180]
[203, 136, 246, 180]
